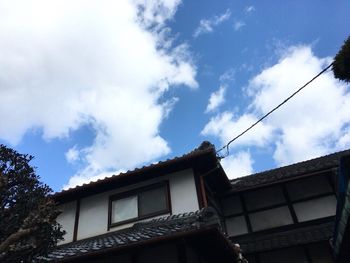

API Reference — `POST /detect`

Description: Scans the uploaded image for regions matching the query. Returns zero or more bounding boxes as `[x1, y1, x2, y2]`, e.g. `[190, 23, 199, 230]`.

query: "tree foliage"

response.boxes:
[0, 144, 65, 262]
[333, 36, 350, 83]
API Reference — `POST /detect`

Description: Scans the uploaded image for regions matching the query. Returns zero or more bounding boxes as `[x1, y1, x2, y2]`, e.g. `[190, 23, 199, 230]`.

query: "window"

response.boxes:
[111, 195, 138, 224]
[249, 206, 293, 231]
[293, 195, 336, 222]
[286, 174, 337, 222]
[244, 186, 285, 211]
[109, 182, 170, 227]
[286, 174, 332, 201]
[221, 195, 242, 216]
[222, 174, 337, 236]
[226, 216, 248, 236]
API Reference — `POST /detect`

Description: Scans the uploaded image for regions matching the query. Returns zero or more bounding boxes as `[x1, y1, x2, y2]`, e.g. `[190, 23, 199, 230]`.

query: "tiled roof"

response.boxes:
[230, 149, 350, 191]
[36, 208, 225, 262]
[233, 220, 334, 254]
[53, 141, 218, 203]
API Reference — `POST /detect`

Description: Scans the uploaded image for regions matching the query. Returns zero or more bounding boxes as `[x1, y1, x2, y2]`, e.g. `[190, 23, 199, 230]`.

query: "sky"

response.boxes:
[0, 0, 349, 192]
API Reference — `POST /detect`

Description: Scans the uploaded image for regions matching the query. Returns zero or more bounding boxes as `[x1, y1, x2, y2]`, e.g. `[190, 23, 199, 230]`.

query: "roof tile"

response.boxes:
[36, 207, 221, 262]
[230, 149, 350, 191]
[233, 221, 334, 254]
[53, 141, 216, 200]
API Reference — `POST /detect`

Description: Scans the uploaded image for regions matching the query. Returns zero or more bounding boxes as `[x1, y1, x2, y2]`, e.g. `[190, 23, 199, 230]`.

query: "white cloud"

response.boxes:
[0, 0, 197, 189]
[133, 0, 181, 27]
[220, 151, 254, 179]
[162, 97, 179, 118]
[63, 169, 125, 190]
[248, 45, 350, 165]
[202, 45, 350, 167]
[219, 68, 236, 82]
[193, 9, 231, 38]
[245, 6, 255, 13]
[202, 111, 274, 147]
[206, 85, 226, 113]
[337, 127, 350, 148]
[65, 146, 80, 164]
[205, 68, 236, 113]
[233, 21, 246, 31]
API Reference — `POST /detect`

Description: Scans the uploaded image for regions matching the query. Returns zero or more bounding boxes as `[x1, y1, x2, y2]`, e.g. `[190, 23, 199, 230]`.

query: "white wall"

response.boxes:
[169, 170, 199, 214]
[56, 201, 76, 244]
[75, 169, 199, 240]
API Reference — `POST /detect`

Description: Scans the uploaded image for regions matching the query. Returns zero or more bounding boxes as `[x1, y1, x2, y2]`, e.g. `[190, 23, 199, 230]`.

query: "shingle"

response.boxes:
[232, 221, 335, 254]
[230, 149, 350, 191]
[54, 141, 216, 198]
[36, 207, 221, 262]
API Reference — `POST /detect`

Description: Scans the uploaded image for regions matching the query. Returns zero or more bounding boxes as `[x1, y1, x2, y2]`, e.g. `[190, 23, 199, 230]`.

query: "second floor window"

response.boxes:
[109, 182, 170, 227]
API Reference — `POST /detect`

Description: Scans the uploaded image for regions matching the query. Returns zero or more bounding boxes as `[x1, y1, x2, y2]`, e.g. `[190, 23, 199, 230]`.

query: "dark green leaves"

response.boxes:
[333, 36, 350, 83]
[0, 145, 65, 262]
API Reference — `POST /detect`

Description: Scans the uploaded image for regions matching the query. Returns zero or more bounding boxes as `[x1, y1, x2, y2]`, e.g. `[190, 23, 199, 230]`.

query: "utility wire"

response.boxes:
[216, 62, 334, 158]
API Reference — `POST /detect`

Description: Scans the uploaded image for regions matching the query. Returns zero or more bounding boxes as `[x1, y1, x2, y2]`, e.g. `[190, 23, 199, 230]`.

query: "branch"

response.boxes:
[0, 227, 36, 255]
[0, 201, 43, 257]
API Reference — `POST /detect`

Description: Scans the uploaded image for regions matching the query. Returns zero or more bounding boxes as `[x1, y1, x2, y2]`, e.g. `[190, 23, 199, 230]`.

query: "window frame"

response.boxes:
[108, 181, 171, 229]
[286, 174, 334, 201]
[221, 172, 337, 236]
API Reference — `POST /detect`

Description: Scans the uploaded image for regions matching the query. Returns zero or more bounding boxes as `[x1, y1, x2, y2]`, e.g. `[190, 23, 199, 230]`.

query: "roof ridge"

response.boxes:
[38, 207, 224, 262]
[231, 148, 350, 183]
[235, 221, 334, 254]
[54, 141, 217, 198]
[133, 207, 219, 229]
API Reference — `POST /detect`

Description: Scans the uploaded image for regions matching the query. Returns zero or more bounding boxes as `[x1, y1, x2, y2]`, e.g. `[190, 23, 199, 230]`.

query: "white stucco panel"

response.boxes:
[76, 168, 199, 240]
[78, 192, 109, 240]
[169, 169, 199, 214]
[57, 201, 76, 244]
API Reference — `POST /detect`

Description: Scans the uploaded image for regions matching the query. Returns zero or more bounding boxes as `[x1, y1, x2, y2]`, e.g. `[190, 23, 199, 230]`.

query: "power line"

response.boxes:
[216, 62, 334, 158]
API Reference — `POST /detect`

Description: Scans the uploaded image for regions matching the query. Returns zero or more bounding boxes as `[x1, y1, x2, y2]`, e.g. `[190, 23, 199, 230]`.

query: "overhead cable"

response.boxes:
[216, 62, 334, 158]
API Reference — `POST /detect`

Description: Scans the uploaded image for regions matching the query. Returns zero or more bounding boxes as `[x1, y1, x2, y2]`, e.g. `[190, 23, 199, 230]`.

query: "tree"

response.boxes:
[333, 36, 350, 83]
[0, 145, 65, 262]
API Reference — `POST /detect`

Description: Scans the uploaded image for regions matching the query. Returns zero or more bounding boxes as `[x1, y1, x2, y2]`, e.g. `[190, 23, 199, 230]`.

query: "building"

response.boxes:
[42, 142, 350, 262]
[224, 149, 350, 263]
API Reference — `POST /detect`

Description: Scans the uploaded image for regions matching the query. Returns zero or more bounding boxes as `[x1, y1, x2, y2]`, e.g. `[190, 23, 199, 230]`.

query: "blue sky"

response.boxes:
[0, 0, 349, 192]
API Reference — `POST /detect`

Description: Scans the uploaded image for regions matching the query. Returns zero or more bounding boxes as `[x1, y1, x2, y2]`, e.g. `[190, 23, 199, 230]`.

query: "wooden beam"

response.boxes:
[199, 176, 208, 207]
[73, 199, 80, 242]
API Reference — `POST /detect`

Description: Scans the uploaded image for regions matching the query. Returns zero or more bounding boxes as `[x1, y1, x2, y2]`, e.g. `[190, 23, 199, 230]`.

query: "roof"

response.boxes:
[233, 220, 334, 254]
[230, 148, 350, 191]
[54, 141, 230, 203]
[37, 208, 239, 262]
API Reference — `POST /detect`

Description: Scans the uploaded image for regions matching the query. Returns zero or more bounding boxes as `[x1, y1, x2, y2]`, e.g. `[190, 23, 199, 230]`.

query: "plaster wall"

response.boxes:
[56, 201, 76, 244]
[169, 169, 199, 214]
[76, 169, 199, 240]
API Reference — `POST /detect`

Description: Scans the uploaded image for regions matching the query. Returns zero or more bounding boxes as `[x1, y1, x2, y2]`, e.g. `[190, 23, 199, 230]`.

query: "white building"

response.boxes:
[42, 142, 350, 263]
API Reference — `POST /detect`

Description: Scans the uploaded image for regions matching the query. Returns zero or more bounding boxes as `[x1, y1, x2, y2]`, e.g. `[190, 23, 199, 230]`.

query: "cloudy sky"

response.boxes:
[0, 0, 349, 191]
